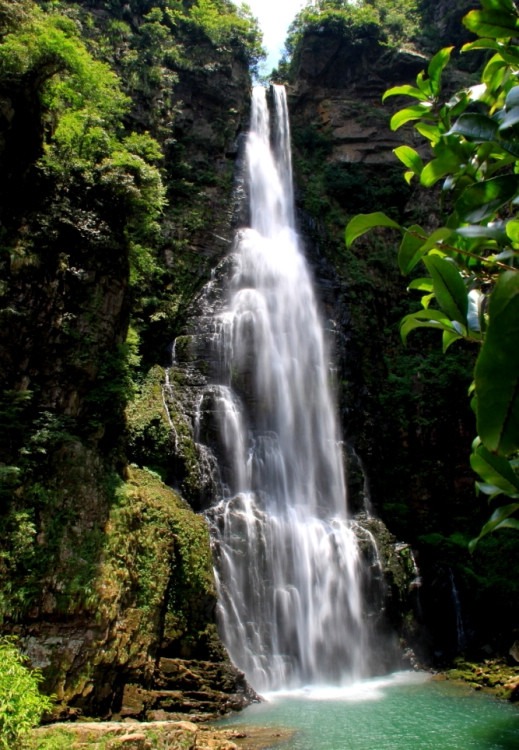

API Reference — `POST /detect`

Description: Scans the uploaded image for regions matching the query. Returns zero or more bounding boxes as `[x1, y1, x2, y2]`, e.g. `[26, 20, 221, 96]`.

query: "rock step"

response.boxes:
[33, 720, 241, 750]
[116, 657, 259, 721]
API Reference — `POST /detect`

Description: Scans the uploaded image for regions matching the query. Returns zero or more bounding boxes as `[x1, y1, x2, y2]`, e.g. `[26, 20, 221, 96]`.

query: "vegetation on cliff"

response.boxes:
[274, 0, 422, 81]
[0, 0, 261, 720]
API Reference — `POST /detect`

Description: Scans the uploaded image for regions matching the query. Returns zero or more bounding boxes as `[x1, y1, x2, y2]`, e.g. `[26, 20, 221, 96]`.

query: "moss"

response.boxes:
[444, 658, 519, 702]
[99, 466, 215, 644]
[126, 365, 172, 481]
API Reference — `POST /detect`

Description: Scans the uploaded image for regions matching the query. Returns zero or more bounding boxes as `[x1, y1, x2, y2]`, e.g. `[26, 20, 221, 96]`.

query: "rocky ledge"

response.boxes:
[32, 720, 293, 750]
[441, 658, 519, 701]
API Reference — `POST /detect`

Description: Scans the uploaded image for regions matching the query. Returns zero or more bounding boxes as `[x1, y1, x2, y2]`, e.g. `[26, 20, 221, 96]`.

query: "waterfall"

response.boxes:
[204, 85, 369, 692]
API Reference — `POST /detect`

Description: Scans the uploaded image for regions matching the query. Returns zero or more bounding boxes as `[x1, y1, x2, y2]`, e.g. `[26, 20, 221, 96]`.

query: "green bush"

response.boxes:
[0, 638, 53, 750]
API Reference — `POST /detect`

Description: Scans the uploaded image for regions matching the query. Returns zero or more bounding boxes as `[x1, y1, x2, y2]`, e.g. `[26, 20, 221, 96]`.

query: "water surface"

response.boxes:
[220, 672, 519, 749]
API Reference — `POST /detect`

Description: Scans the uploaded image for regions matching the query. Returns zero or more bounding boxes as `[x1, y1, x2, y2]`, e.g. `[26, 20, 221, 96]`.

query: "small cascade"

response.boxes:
[449, 569, 467, 653]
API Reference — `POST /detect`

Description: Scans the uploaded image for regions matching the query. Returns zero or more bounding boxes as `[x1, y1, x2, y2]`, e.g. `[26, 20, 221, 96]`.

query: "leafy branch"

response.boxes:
[345, 0, 519, 549]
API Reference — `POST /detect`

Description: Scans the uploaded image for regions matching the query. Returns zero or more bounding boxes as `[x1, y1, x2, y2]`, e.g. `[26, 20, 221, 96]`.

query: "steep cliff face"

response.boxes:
[285, 8, 519, 662]
[0, 0, 257, 718]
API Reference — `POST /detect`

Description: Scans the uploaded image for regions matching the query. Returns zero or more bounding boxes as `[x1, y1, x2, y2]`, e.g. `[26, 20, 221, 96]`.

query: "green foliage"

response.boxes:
[0, 1, 166, 291]
[187, 0, 263, 61]
[101, 467, 215, 641]
[0, 0, 31, 34]
[280, 0, 420, 78]
[345, 0, 519, 548]
[0, 638, 53, 750]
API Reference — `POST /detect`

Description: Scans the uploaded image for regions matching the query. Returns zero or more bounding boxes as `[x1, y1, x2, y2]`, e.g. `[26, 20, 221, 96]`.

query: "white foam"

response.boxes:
[261, 672, 431, 703]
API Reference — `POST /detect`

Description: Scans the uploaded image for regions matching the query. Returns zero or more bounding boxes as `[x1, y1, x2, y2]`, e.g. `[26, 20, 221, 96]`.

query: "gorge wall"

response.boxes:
[0, 0, 257, 718]
[284, 1, 519, 663]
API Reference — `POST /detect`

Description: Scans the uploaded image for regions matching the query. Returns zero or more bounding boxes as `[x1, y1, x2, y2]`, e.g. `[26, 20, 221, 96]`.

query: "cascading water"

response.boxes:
[204, 85, 369, 692]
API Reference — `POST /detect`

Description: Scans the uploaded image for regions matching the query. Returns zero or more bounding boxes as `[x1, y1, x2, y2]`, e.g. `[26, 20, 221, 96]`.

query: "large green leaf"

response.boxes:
[382, 85, 429, 102]
[407, 278, 434, 293]
[462, 39, 499, 53]
[400, 308, 461, 344]
[471, 443, 519, 495]
[390, 105, 432, 131]
[427, 47, 454, 90]
[420, 156, 460, 187]
[475, 271, 519, 455]
[455, 175, 519, 222]
[506, 220, 519, 242]
[393, 145, 423, 175]
[424, 255, 468, 324]
[463, 9, 519, 38]
[480, 0, 516, 12]
[345, 212, 401, 248]
[447, 113, 499, 142]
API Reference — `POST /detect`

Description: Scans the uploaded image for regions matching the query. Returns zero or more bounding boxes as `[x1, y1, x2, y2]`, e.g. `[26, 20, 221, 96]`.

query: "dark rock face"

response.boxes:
[284, 18, 519, 664]
[0, 2, 254, 719]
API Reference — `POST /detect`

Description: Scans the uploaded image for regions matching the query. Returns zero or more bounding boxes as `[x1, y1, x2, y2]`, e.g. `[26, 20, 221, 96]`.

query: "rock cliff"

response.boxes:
[284, 3, 519, 663]
[0, 0, 257, 718]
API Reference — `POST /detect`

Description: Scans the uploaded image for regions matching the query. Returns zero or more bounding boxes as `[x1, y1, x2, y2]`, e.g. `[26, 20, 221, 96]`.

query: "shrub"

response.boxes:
[0, 638, 53, 750]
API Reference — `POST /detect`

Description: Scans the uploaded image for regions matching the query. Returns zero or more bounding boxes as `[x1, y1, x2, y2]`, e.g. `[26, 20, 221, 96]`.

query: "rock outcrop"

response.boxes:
[0, 0, 256, 719]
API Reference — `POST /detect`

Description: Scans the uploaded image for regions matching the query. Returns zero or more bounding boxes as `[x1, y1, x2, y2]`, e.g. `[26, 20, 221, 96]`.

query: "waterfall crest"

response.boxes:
[204, 86, 369, 691]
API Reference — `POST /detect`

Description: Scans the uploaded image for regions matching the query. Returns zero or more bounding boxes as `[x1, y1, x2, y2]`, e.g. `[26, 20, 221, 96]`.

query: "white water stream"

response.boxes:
[205, 86, 368, 692]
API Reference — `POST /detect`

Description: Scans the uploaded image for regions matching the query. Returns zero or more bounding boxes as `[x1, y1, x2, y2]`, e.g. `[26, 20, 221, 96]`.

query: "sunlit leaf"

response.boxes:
[463, 9, 519, 38]
[443, 329, 463, 351]
[390, 105, 432, 131]
[407, 278, 434, 293]
[462, 39, 499, 53]
[506, 219, 519, 242]
[421, 156, 461, 187]
[345, 212, 401, 248]
[393, 145, 423, 175]
[382, 85, 429, 102]
[480, 0, 516, 12]
[414, 121, 441, 142]
[475, 271, 519, 455]
[427, 47, 454, 90]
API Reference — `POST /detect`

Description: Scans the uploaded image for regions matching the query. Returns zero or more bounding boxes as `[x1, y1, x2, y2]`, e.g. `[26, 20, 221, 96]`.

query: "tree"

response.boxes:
[345, 0, 519, 548]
